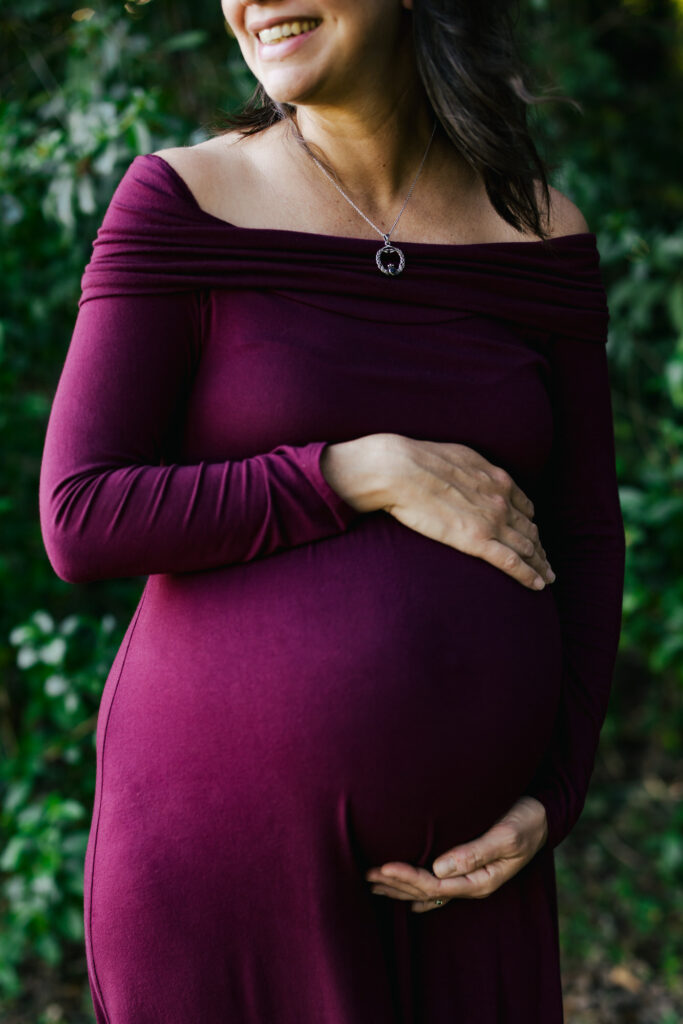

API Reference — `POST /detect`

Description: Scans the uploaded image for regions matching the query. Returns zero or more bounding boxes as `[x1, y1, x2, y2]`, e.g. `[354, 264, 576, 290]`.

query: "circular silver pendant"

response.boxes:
[376, 243, 406, 277]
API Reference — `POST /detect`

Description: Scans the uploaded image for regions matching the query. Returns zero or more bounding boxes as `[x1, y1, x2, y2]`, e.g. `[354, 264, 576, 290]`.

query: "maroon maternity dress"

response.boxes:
[39, 153, 625, 1024]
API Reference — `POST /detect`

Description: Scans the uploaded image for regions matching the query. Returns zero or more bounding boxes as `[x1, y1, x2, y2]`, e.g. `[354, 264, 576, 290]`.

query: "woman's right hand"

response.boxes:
[319, 432, 555, 591]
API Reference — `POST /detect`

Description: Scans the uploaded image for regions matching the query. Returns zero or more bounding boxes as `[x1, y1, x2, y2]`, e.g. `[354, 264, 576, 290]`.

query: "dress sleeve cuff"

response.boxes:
[527, 788, 563, 851]
[302, 441, 362, 530]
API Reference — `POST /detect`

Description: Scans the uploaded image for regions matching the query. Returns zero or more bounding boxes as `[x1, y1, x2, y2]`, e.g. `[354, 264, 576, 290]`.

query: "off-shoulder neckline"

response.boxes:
[143, 153, 597, 255]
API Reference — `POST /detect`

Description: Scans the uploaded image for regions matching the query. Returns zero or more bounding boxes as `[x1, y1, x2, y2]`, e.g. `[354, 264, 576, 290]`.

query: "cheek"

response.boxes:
[222, 6, 256, 69]
[235, 37, 258, 78]
[221, 0, 243, 37]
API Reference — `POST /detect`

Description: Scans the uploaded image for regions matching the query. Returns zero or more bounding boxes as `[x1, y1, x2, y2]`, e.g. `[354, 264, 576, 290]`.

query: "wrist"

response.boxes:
[511, 794, 549, 854]
[319, 433, 403, 514]
[524, 795, 549, 849]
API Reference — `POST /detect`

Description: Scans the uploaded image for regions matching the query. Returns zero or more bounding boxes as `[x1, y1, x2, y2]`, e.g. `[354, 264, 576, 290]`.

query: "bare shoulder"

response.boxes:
[479, 179, 591, 245]
[152, 132, 256, 212]
[542, 183, 591, 238]
[153, 132, 243, 171]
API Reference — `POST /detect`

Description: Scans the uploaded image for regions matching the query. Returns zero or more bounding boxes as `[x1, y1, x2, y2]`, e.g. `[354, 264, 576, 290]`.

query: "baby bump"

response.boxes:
[96, 514, 562, 858]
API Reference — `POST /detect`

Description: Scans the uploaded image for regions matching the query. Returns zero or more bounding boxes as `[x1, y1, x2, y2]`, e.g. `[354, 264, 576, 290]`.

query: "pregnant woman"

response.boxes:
[39, 0, 626, 1020]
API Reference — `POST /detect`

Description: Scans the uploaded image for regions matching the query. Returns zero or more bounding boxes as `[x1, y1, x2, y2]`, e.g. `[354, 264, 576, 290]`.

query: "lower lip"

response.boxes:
[256, 25, 321, 61]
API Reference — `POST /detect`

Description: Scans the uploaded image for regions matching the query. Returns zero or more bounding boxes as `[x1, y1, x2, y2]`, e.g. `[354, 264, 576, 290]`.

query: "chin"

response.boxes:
[258, 73, 323, 108]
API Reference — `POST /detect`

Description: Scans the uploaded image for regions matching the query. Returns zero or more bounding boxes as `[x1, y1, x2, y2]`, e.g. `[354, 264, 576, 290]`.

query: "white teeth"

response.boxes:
[258, 19, 320, 44]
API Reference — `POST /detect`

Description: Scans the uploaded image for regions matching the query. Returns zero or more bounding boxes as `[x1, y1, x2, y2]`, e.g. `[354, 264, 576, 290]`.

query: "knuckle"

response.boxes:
[506, 826, 524, 855]
[458, 851, 480, 874]
[529, 523, 540, 542]
[468, 468, 488, 489]
[489, 493, 508, 512]
[503, 550, 520, 572]
[491, 466, 513, 491]
[497, 822, 523, 854]
[465, 522, 489, 549]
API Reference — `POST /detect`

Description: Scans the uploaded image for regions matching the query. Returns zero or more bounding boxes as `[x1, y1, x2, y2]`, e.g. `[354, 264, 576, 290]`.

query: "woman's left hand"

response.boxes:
[364, 795, 548, 913]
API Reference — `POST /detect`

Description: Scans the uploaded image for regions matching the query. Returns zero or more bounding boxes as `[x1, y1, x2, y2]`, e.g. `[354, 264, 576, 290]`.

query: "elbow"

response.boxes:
[49, 561, 93, 586]
[52, 559, 97, 587]
[39, 476, 146, 583]
[39, 483, 102, 584]
[40, 523, 99, 585]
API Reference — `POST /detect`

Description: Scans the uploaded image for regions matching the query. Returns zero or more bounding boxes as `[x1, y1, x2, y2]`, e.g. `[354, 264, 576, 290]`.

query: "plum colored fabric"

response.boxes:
[39, 154, 625, 1024]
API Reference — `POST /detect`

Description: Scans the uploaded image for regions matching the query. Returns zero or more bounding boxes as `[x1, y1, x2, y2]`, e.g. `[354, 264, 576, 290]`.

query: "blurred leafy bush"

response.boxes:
[0, 1, 251, 1009]
[1, 612, 119, 996]
[523, 2, 683, 1009]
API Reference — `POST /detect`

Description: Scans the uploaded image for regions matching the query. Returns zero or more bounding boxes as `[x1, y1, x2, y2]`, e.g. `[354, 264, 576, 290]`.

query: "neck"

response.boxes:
[291, 83, 439, 217]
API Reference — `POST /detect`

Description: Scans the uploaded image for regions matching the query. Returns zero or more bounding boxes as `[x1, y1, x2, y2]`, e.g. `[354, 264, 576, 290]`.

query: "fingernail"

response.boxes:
[433, 857, 454, 877]
[546, 568, 556, 582]
[533, 576, 545, 590]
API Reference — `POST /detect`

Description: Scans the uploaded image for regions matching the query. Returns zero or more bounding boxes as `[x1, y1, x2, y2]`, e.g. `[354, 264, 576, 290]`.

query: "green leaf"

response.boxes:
[162, 30, 208, 53]
[0, 837, 28, 872]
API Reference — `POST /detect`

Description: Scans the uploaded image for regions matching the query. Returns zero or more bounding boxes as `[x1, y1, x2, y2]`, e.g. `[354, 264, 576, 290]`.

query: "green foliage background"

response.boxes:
[1, 1, 682, 1020]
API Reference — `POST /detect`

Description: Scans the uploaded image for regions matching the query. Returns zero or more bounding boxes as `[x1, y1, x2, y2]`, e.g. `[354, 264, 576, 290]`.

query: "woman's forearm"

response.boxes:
[40, 294, 360, 583]
[319, 433, 403, 514]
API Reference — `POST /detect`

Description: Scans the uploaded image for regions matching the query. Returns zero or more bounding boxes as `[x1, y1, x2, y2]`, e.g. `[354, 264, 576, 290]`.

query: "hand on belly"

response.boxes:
[320, 433, 556, 592]
[364, 795, 548, 912]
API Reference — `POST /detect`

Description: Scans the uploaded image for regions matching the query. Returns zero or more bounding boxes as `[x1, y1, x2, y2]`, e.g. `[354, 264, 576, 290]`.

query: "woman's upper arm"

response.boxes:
[39, 286, 357, 583]
[525, 329, 626, 848]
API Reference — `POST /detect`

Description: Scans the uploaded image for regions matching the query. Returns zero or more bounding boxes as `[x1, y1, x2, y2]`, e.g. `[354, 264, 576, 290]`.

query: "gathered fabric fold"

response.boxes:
[80, 153, 609, 346]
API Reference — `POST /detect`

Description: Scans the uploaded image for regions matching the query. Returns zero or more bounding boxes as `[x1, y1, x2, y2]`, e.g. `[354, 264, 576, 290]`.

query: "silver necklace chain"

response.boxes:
[306, 121, 438, 276]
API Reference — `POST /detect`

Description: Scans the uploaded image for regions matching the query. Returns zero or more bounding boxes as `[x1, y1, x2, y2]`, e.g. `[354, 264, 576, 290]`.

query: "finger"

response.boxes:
[368, 872, 438, 901]
[378, 863, 443, 893]
[432, 823, 519, 879]
[373, 878, 425, 899]
[509, 483, 535, 521]
[506, 510, 544, 556]
[368, 863, 445, 901]
[372, 862, 435, 884]
[508, 514, 553, 578]
[433, 859, 518, 899]
[498, 525, 548, 570]
[411, 898, 450, 914]
[510, 520, 550, 568]
[472, 490, 553, 582]
[469, 536, 548, 590]
[371, 885, 418, 901]
[498, 526, 554, 581]
[382, 891, 454, 916]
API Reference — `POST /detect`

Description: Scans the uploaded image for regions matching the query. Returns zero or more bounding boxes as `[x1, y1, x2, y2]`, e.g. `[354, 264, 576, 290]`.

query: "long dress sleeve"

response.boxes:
[39, 160, 362, 585]
[39, 293, 358, 584]
[524, 329, 626, 850]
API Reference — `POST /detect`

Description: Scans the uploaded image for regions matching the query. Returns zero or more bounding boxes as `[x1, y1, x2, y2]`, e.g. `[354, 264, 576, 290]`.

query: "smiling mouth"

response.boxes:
[257, 18, 322, 45]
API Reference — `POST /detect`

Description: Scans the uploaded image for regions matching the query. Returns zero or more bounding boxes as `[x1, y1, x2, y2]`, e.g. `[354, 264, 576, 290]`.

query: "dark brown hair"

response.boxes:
[221, 0, 560, 239]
